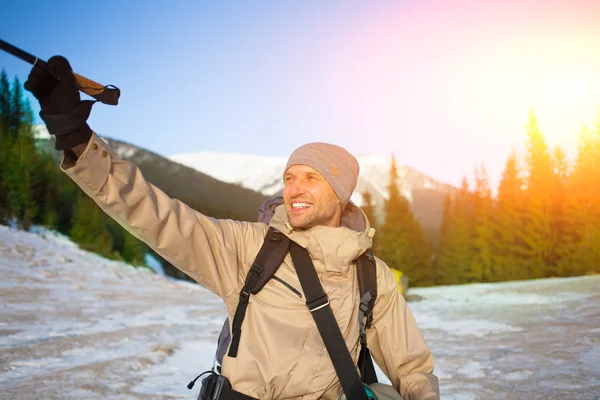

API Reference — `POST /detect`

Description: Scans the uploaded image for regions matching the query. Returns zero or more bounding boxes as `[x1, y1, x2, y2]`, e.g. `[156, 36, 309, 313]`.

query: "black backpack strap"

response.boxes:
[357, 250, 377, 330]
[228, 227, 290, 358]
[356, 250, 378, 384]
[289, 242, 368, 400]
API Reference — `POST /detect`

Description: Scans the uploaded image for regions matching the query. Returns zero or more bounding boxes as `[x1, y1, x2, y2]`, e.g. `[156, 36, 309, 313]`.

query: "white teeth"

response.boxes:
[292, 202, 311, 209]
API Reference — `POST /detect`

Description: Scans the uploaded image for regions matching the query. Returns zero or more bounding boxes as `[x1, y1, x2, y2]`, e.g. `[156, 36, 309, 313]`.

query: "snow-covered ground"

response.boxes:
[1, 224, 599, 399]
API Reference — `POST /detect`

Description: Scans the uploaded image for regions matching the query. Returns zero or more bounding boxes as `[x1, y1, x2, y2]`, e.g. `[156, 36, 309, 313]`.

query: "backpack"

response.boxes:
[214, 196, 379, 385]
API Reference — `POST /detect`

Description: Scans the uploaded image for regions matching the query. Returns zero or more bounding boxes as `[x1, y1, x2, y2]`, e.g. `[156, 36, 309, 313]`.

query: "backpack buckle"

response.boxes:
[306, 293, 329, 312]
[239, 287, 251, 303]
[249, 263, 263, 278]
[359, 300, 370, 314]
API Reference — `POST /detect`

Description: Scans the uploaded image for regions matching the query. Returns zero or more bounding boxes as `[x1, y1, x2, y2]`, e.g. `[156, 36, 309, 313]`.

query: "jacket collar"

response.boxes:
[269, 202, 375, 272]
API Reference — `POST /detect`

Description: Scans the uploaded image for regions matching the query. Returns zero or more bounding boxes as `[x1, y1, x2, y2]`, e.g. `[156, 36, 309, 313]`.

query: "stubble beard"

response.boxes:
[288, 204, 337, 229]
[288, 209, 318, 229]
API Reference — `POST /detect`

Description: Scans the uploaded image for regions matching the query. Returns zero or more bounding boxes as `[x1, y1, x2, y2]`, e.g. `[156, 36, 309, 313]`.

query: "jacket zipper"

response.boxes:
[273, 276, 302, 298]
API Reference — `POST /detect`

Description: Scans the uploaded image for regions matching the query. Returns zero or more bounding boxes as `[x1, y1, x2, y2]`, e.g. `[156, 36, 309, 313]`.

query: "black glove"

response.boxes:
[24, 56, 93, 151]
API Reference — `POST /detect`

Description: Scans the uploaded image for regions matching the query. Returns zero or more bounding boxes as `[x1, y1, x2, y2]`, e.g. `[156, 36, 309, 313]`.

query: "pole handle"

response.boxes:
[72, 72, 120, 105]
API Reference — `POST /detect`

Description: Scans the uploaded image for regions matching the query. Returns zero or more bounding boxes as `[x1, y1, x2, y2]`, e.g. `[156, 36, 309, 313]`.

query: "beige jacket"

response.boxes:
[62, 133, 440, 400]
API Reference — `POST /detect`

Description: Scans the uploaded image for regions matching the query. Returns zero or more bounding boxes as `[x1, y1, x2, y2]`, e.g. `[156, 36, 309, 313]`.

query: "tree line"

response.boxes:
[0, 70, 268, 277]
[2, 70, 599, 287]
[365, 110, 600, 287]
[0, 70, 150, 266]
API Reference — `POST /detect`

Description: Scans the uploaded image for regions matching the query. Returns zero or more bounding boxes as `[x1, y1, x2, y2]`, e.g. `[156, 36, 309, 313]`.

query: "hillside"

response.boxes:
[33, 126, 268, 223]
[102, 137, 268, 222]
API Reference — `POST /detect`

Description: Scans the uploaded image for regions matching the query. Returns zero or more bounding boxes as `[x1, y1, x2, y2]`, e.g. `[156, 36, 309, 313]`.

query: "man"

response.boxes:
[25, 56, 439, 400]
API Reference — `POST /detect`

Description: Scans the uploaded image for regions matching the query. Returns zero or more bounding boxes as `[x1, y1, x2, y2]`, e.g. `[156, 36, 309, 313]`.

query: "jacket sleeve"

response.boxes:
[366, 260, 440, 400]
[60, 133, 267, 299]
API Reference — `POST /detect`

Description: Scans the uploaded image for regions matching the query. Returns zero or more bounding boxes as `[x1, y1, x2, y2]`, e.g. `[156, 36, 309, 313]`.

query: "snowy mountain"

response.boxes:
[169, 150, 456, 235]
[168, 151, 290, 198]
[168, 151, 453, 205]
[2, 224, 599, 399]
[33, 123, 452, 236]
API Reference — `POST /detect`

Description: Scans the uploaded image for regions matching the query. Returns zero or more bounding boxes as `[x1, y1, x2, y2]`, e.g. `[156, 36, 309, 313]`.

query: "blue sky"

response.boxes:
[2, 0, 600, 189]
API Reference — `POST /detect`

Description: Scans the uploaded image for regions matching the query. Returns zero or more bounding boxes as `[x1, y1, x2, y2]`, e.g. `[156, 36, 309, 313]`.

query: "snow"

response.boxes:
[456, 361, 486, 379]
[32, 124, 51, 140]
[145, 253, 165, 276]
[168, 151, 447, 205]
[1, 224, 599, 399]
[169, 151, 288, 196]
[133, 339, 219, 398]
[120, 146, 137, 158]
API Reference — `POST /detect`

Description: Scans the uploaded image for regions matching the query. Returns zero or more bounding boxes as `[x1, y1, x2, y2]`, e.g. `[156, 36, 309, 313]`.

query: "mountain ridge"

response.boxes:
[33, 125, 268, 223]
[33, 124, 454, 244]
[169, 149, 457, 243]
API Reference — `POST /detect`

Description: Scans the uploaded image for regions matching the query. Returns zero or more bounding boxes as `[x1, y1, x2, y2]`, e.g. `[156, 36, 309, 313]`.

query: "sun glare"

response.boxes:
[469, 32, 600, 160]
[541, 64, 594, 104]
[530, 68, 599, 149]
[548, 75, 586, 100]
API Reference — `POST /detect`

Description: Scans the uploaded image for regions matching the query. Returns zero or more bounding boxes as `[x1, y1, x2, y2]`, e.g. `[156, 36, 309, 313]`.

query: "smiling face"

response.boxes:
[283, 164, 342, 229]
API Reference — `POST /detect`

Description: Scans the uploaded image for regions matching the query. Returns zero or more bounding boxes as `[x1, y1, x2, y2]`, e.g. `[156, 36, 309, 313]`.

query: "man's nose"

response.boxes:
[288, 180, 306, 197]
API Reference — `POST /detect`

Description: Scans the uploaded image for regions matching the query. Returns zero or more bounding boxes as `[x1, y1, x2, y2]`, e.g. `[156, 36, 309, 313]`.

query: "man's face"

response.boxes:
[283, 164, 342, 229]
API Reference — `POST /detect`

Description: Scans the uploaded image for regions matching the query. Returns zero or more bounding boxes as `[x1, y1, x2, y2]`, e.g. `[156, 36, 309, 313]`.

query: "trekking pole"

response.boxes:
[0, 38, 120, 106]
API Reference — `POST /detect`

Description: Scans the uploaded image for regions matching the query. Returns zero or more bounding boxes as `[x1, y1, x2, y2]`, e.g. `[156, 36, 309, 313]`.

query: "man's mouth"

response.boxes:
[291, 202, 312, 211]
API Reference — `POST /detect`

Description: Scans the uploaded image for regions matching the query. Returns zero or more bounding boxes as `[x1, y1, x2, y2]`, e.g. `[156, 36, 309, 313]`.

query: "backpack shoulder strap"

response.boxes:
[290, 242, 369, 400]
[228, 227, 290, 358]
[356, 250, 377, 329]
[356, 249, 378, 385]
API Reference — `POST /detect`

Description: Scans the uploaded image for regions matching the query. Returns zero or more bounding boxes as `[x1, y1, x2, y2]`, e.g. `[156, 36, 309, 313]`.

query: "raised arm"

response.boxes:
[62, 133, 267, 297]
[24, 55, 267, 298]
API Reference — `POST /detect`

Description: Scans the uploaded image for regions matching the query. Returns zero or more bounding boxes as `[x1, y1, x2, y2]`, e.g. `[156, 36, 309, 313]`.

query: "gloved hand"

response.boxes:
[24, 56, 93, 151]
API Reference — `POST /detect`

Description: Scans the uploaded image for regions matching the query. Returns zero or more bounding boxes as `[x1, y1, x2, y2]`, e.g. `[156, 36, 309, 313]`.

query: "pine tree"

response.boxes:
[433, 192, 456, 284]
[70, 193, 114, 257]
[378, 157, 413, 277]
[378, 156, 433, 286]
[0, 70, 10, 139]
[39, 156, 61, 229]
[494, 150, 528, 281]
[521, 110, 554, 278]
[0, 70, 12, 222]
[361, 188, 378, 252]
[4, 133, 41, 229]
[470, 165, 494, 282]
[9, 77, 24, 139]
[584, 113, 600, 274]
[449, 177, 475, 283]
[121, 229, 147, 267]
[561, 114, 600, 275]
[547, 146, 571, 275]
[0, 75, 41, 229]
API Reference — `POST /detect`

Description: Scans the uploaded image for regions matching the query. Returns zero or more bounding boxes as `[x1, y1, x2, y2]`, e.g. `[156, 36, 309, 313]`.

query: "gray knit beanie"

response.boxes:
[284, 142, 360, 207]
